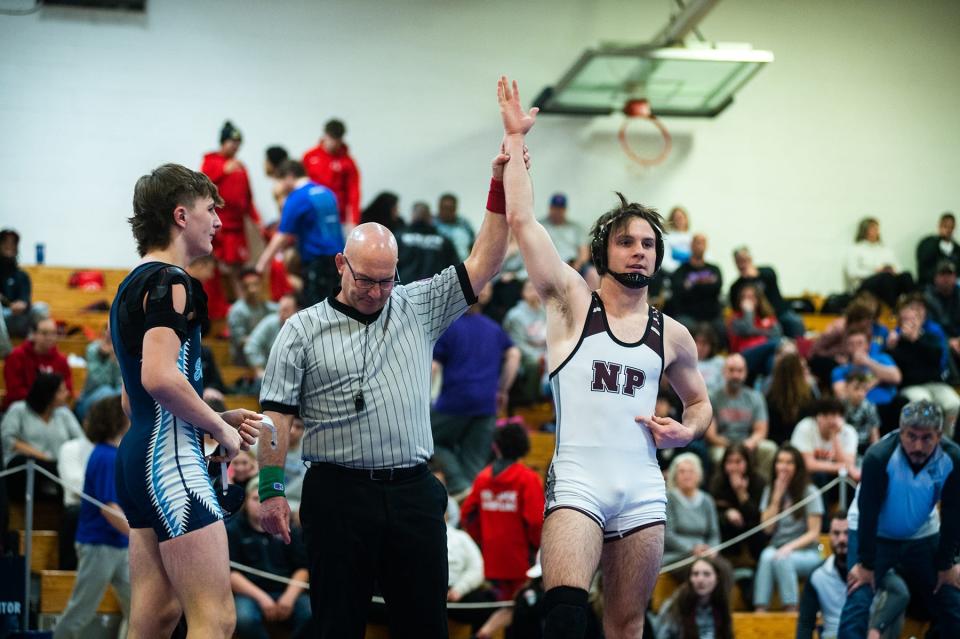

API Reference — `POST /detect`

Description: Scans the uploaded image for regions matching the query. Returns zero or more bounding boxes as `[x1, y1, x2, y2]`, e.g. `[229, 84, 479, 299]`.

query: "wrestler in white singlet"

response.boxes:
[546, 293, 666, 539]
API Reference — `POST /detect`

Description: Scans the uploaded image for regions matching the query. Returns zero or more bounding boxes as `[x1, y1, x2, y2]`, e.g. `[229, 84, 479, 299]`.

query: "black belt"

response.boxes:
[307, 462, 428, 482]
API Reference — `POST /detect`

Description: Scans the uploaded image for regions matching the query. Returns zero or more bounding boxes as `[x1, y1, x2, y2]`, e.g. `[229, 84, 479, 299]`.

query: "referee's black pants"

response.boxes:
[300, 463, 449, 639]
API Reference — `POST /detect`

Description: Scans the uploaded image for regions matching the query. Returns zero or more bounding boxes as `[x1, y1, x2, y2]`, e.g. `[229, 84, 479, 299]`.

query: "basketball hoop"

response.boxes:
[618, 99, 672, 167]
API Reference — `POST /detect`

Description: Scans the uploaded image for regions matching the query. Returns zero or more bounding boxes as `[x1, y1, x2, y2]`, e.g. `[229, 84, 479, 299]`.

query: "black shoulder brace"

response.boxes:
[143, 266, 194, 342]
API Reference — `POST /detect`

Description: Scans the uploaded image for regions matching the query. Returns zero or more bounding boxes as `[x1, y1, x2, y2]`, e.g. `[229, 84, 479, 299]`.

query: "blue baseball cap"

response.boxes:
[549, 193, 567, 208]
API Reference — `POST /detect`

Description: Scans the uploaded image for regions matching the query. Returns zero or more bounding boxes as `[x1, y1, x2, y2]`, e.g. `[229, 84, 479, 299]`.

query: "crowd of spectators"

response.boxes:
[1, 123, 958, 638]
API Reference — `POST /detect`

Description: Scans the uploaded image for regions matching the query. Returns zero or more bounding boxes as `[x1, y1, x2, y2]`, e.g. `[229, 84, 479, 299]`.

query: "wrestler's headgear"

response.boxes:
[220, 120, 242, 144]
[589, 192, 665, 289]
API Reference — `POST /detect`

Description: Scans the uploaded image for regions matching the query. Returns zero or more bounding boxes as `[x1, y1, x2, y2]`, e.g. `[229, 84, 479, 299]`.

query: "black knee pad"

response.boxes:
[542, 586, 589, 639]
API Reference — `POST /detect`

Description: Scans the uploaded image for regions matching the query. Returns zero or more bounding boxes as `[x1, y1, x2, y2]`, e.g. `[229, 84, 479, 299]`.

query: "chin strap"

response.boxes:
[609, 270, 654, 289]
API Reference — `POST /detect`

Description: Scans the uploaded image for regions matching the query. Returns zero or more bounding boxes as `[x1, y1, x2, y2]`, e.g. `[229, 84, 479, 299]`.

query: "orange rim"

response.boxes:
[618, 115, 672, 166]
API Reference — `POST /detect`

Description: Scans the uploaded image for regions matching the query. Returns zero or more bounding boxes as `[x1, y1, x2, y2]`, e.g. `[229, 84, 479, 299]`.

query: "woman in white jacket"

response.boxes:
[845, 217, 914, 307]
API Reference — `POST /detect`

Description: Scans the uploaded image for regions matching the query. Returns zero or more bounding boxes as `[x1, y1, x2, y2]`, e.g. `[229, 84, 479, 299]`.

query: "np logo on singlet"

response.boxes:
[591, 360, 646, 396]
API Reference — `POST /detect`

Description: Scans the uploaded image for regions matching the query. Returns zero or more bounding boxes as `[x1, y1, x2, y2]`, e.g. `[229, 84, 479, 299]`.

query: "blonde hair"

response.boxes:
[667, 453, 703, 491]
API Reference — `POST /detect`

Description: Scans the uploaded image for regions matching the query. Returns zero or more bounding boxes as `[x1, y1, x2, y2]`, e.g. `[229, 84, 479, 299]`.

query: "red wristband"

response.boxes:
[486, 178, 506, 215]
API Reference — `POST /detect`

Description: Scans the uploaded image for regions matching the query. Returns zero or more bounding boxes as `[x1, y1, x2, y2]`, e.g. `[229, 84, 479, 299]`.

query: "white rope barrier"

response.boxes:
[0, 463, 26, 479]
[658, 474, 846, 574]
[15, 462, 855, 611]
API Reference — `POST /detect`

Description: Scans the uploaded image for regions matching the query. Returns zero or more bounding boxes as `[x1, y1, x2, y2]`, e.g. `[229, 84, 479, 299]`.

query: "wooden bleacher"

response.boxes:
[40, 569, 122, 615]
[18, 530, 59, 573]
[732, 611, 797, 638]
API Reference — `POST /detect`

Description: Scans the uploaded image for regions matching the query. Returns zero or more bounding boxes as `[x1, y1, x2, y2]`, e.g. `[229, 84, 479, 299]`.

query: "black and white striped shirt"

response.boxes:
[260, 264, 477, 469]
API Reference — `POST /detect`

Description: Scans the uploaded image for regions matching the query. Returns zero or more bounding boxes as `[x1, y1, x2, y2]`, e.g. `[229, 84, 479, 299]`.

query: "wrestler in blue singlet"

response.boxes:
[110, 262, 222, 541]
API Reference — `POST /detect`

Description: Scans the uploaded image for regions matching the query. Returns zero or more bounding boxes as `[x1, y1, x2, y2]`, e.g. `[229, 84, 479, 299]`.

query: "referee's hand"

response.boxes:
[260, 496, 292, 544]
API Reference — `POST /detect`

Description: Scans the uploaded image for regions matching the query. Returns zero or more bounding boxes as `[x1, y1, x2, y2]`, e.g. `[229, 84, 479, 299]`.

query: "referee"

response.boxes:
[256, 142, 523, 637]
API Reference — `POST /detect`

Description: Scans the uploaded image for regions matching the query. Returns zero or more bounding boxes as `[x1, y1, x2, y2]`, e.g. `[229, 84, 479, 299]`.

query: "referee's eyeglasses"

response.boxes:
[343, 257, 401, 291]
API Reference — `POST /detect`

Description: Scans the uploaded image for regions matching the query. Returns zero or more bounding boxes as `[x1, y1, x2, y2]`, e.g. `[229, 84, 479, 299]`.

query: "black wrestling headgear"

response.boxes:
[589, 192, 665, 289]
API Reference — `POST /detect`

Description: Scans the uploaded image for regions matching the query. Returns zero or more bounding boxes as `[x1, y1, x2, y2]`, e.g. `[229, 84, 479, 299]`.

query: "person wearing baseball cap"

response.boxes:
[540, 192, 588, 271]
[924, 258, 960, 357]
[916, 212, 960, 286]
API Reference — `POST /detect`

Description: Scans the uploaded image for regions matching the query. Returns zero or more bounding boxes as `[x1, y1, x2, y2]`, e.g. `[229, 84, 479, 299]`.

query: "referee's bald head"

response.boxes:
[336, 223, 400, 314]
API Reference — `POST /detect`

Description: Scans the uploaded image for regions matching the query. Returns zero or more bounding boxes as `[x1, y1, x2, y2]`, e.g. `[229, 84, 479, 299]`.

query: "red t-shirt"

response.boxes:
[302, 143, 360, 225]
[461, 461, 544, 581]
[2, 341, 73, 410]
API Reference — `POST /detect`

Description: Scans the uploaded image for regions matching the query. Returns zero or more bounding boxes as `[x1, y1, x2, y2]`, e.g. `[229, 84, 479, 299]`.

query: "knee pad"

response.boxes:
[542, 586, 589, 639]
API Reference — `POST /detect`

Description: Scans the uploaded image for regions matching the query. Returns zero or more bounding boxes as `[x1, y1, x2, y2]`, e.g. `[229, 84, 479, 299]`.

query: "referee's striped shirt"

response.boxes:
[259, 263, 477, 469]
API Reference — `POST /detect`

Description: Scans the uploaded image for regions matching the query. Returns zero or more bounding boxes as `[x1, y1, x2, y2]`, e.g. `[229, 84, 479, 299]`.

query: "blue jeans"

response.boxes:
[234, 593, 311, 639]
[754, 544, 823, 607]
[839, 532, 960, 639]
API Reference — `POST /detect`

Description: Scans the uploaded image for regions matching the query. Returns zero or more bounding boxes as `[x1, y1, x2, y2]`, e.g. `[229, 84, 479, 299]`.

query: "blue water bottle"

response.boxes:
[35, 242, 45, 265]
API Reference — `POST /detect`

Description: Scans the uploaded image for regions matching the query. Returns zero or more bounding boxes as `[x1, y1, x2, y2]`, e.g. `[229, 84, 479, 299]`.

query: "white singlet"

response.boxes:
[545, 292, 666, 539]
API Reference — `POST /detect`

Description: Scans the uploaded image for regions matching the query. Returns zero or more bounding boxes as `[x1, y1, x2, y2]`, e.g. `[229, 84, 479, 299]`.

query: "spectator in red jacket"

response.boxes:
[462, 423, 545, 639]
[3, 317, 72, 410]
[201, 121, 262, 297]
[462, 424, 544, 601]
[302, 119, 361, 227]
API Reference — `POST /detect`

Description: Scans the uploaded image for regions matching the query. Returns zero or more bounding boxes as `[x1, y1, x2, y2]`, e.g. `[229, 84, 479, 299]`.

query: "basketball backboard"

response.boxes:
[533, 45, 774, 118]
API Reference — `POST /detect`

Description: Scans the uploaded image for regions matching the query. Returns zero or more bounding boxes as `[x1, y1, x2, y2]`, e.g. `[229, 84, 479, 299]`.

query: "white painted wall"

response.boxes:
[1, 0, 958, 295]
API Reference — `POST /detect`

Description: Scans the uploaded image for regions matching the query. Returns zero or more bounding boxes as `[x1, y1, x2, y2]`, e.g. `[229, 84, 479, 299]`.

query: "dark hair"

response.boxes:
[495, 423, 530, 460]
[360, 192, 400, 229]
[811, 397, 845, 417]
[0, 229, 20, 246]
[29, 316, 54, 335]
[439, 192, 458, 205]
[129, 163, 223, 257]
[709, 443, 760, 497]
[25, 372, 65, 415]
[843, 299, 876, 325]
[766, 354, 813, 426]
[239, 267, 259, 281]
[279, 292, 301, 310]
[589, 192, 665, 275]
[275, 159, 306, 179]
[265, 146, 288, 168]
[669, 556, 734, 639]
[220, 120, 242, 144]
[844, 325, 871, 341]
[895, 291, 926, 314]
[941, 212, 955, 223]
[84, 395, 127, 444]
[324, 119, 346, 139]
[692, 323, 719, 358]
[827, 509, 848, 531]
[771, 444, 810, 519]
[732, 283, 776, 319]
[844, 370, 871, 385]
[855, 216, 880, 243]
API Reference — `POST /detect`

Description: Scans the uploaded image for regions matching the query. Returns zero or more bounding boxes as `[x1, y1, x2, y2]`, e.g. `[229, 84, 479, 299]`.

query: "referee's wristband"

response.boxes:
[487, 178, 506, 215]
[258, 466, 286, 501]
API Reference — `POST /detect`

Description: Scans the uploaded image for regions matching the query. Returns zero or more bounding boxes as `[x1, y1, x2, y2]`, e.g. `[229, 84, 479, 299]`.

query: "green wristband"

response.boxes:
[258, 466, 286, 501]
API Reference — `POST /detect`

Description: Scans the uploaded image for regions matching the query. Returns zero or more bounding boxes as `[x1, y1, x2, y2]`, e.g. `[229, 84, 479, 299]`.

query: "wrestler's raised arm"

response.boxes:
[499, 76, 589, 306]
